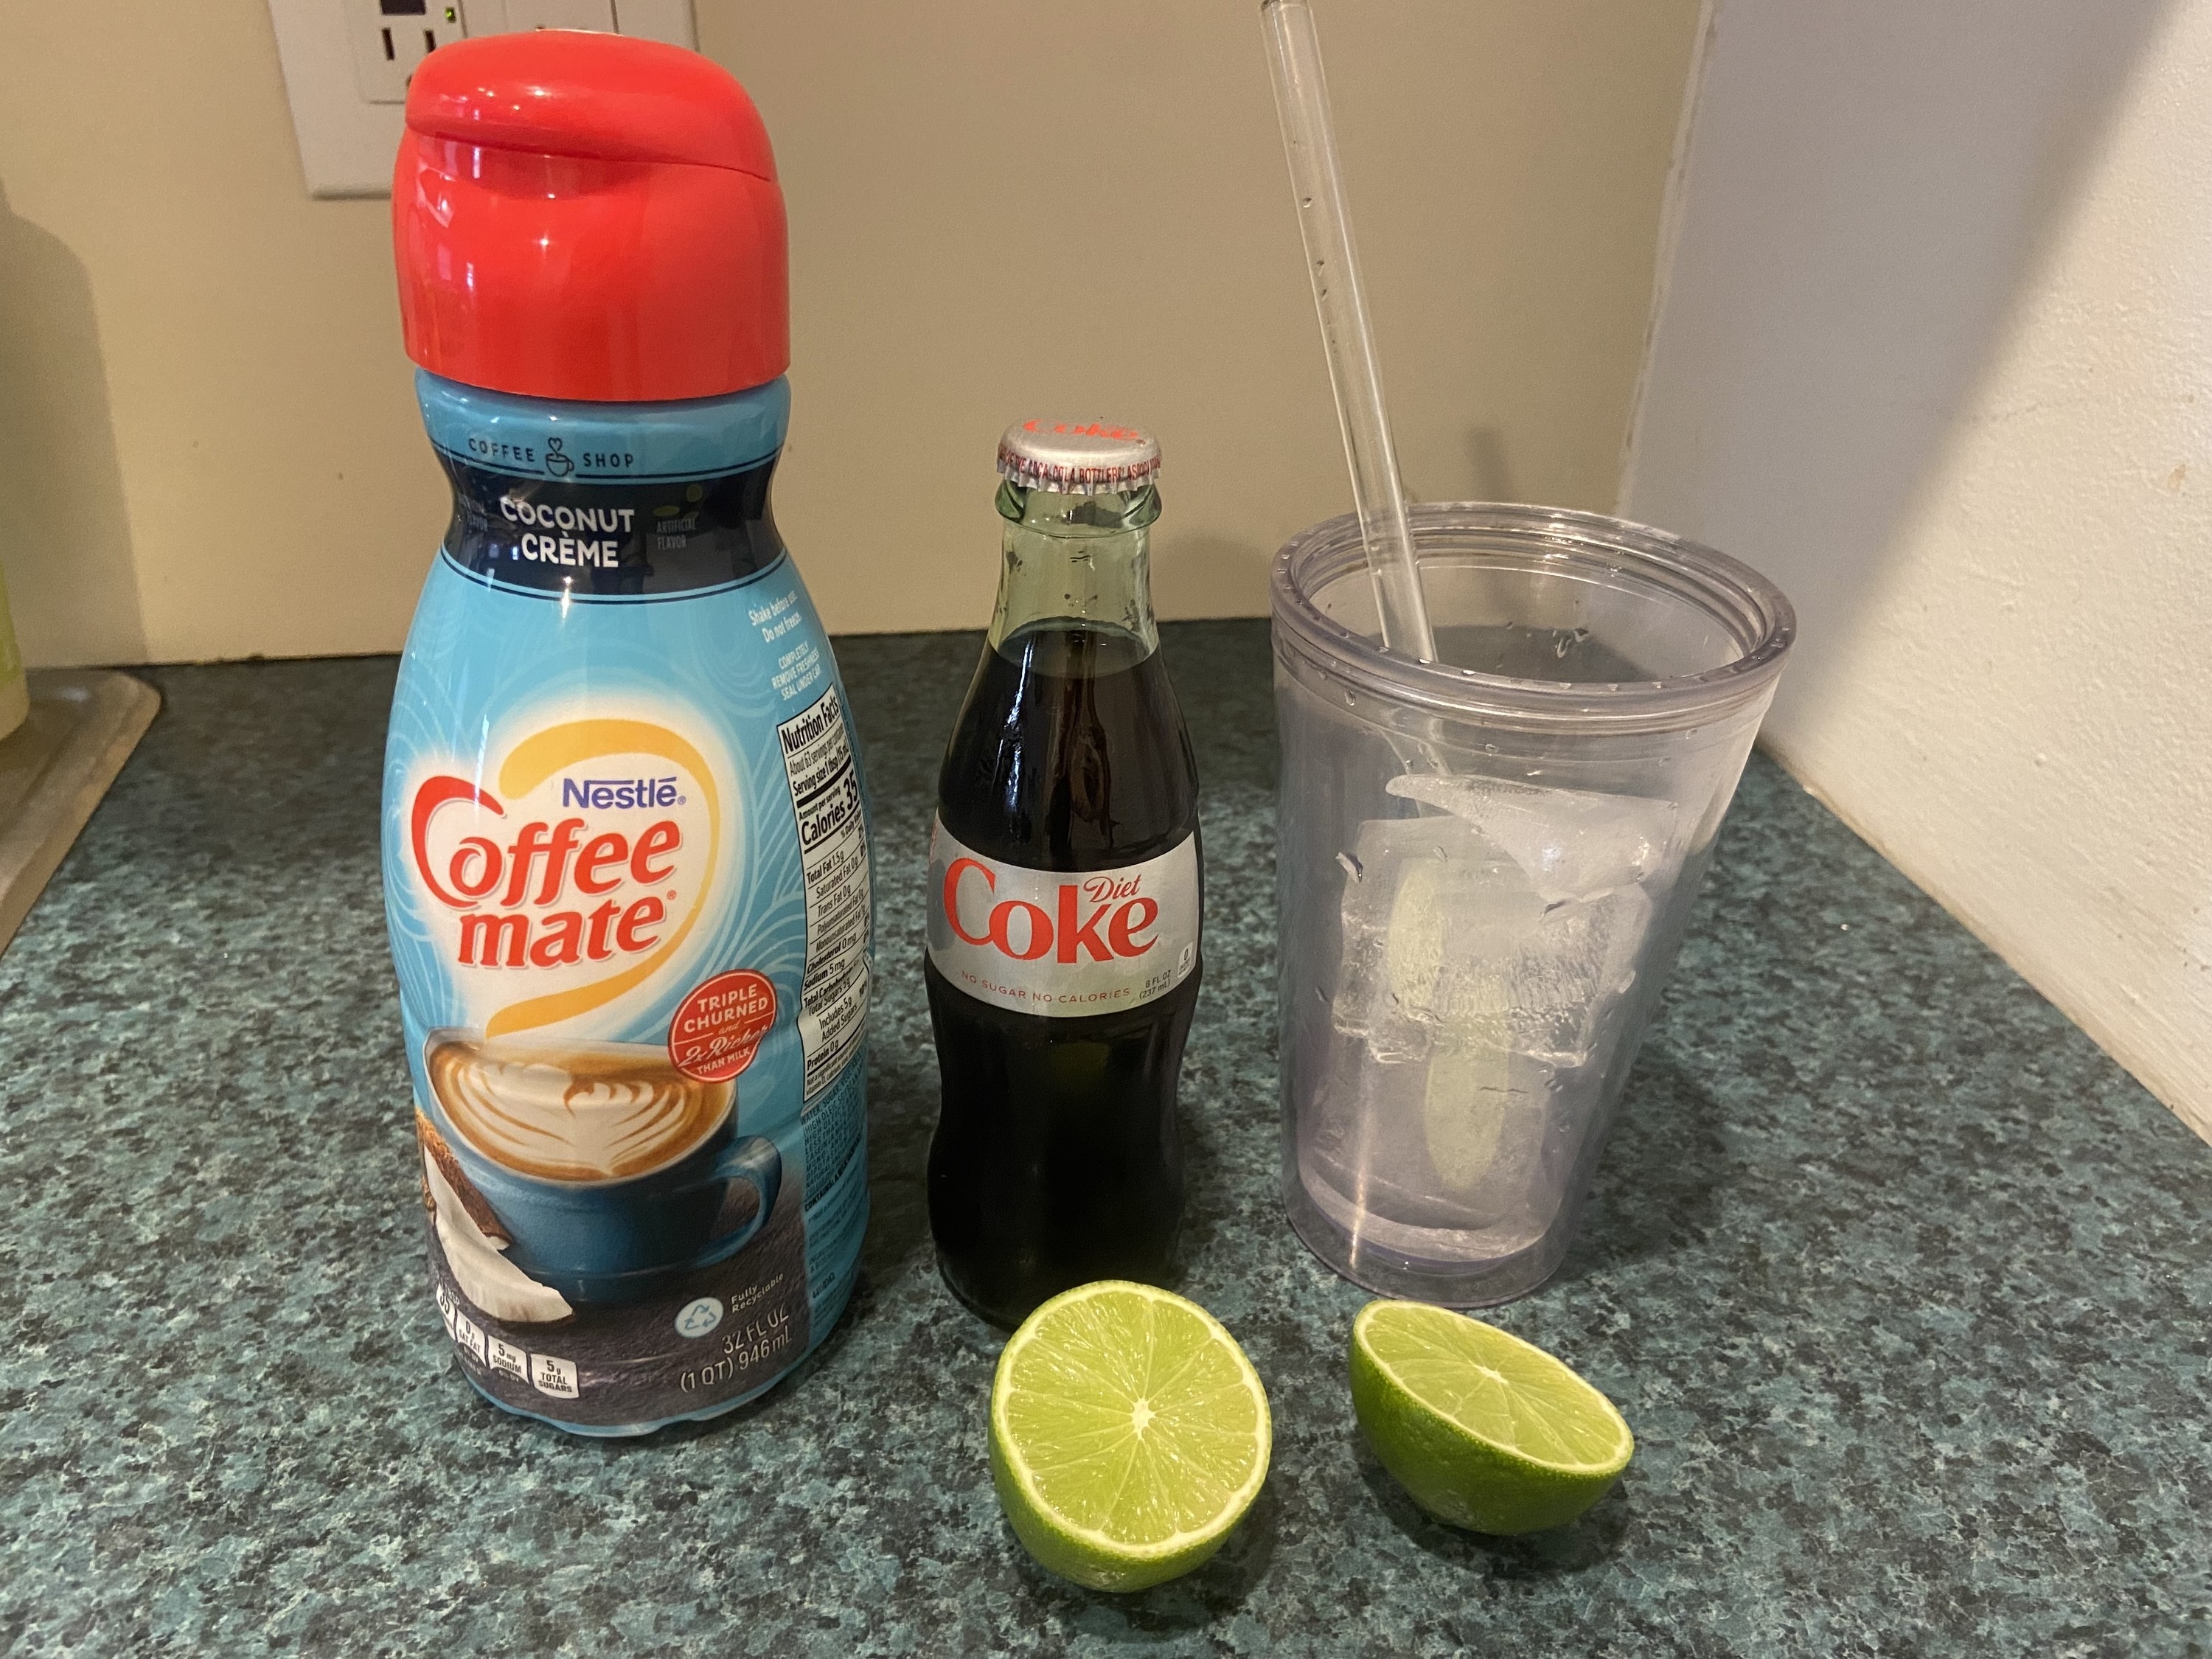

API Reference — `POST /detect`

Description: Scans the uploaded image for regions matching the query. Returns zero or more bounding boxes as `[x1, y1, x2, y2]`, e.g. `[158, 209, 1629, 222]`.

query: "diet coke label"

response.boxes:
[926, 817, 1200, 1019]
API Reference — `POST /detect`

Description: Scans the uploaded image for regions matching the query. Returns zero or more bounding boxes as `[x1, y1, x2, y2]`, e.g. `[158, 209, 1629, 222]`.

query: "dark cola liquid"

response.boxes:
[925, 622, 1201, 1326]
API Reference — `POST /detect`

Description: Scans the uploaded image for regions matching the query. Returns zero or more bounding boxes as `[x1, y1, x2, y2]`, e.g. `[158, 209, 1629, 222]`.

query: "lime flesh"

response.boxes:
[990, 1281, 1271, 1592]
[1350, 1299, 1632, 1534]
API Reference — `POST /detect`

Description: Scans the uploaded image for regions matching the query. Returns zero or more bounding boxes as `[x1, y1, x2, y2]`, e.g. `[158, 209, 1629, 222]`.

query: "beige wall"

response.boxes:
[0, 0, 1700, 666]
[1626, 0, 2212, 1141]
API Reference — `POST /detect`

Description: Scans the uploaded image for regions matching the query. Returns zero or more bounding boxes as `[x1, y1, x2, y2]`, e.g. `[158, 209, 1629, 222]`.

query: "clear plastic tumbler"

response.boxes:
[1273, 503, 1795, 1304]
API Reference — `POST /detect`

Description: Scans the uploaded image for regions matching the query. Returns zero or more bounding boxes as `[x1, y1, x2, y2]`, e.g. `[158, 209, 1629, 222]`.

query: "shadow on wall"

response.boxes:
[1622, 0, 2181, 729]
[0, 181, 145, 668]
[1464, 425, 1515, 504]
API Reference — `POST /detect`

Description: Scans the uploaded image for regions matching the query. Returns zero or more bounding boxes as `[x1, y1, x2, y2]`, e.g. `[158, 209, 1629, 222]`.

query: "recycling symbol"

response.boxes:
[675, 1297, 724, 1339]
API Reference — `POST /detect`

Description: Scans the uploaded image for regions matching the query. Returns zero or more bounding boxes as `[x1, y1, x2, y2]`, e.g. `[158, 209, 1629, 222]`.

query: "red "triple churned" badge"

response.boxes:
[669, 969, 778, 1082]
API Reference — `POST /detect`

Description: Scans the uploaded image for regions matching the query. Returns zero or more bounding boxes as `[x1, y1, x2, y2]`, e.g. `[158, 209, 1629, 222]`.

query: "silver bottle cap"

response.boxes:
[997, 417, 1161, 494]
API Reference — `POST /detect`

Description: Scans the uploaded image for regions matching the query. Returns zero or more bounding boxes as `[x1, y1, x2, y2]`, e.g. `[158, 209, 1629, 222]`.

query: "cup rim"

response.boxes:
[1270, 501, 1796, 732]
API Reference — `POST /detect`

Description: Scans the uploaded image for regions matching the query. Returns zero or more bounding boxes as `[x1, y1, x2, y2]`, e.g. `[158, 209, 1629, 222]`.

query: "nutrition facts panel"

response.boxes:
[777, 686, 871, 1099]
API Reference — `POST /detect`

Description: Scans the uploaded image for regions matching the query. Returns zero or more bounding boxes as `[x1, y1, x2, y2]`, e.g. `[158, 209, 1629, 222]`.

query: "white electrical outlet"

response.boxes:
[479, 0, 614, 31]
[268, 0, 698, 198]
[347, 0, 469, 105]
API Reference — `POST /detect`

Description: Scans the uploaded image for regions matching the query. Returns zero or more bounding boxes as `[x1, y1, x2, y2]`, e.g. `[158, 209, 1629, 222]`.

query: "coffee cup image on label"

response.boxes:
[422, 1032, 783, 1308]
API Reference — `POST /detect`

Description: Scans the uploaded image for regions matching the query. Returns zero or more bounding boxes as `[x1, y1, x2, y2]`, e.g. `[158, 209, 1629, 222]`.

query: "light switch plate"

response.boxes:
[268, 0, 698, 199]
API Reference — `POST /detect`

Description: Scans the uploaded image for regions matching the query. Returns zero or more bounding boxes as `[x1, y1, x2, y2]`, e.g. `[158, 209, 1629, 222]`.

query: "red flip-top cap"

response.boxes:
[393, 32, 789, 403]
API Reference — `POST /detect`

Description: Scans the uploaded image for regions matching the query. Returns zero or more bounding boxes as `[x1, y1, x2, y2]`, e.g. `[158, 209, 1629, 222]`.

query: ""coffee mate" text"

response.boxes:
[410, 775, 680, 969]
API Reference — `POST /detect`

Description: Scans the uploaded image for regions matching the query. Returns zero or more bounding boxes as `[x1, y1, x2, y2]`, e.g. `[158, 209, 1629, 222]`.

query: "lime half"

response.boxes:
[1350, 1300, 1632, 1534]
[990, 1281, 1271, 1592]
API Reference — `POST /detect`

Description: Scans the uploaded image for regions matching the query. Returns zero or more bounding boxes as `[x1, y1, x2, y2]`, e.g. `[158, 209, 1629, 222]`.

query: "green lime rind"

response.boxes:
[1350, 1300, 1632, 1535]
[990, 1281, 1271, 1593]
[987, 1422, 1238, 1593]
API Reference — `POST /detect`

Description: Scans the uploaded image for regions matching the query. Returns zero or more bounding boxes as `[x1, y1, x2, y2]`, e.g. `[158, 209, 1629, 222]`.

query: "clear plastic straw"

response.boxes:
[1260, 0, 1437, 664]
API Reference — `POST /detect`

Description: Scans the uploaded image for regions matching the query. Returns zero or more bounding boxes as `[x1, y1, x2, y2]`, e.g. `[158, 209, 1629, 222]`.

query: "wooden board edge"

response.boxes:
[0, 670, 163, 959]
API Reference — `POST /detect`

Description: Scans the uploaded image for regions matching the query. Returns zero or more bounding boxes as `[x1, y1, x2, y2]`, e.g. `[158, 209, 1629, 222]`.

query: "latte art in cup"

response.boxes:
[428, 1034, 734, 1183]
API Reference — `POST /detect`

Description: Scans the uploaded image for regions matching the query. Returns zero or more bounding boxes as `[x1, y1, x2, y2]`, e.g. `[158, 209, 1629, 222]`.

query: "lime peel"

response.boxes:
[1351, 1299, 1632, 1534]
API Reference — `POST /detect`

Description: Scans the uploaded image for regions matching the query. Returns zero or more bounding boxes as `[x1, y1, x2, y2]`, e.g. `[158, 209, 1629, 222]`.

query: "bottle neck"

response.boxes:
[417, 372, 791, 600]
[987, 481, 1161, 654]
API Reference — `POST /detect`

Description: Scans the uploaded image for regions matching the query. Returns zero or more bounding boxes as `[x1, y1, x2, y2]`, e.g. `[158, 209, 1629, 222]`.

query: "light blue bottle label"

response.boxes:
[382, 373, 871, 1435]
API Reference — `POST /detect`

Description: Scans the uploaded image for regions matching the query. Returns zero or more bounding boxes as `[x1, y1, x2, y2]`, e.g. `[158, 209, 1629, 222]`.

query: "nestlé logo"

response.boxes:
[560, 775, 681, 810]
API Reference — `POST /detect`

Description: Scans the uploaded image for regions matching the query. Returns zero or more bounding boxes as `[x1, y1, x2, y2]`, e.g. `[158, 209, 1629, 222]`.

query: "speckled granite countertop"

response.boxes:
[2, 619, 2207, 1656]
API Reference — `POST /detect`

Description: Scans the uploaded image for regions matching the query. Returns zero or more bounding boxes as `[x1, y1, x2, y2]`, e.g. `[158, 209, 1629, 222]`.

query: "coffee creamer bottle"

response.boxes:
[380, 34, 871, 1435]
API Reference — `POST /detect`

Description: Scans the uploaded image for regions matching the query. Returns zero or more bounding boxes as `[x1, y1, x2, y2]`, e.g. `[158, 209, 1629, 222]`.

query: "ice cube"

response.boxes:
[1329, 813, 1543, 1062]
[1300, 1026, 1565, 1240]
[1503, 883, 1654, 1063]
[1421, 1043, 1551, 1223]
[1331, 814, 1475, 1040]
[1386, 772, 1679, 902]
[1330, 796, 1660, 1072]
[1335, 813, 1493, 936]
